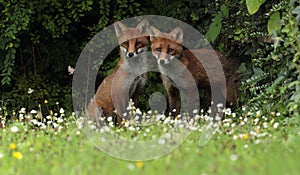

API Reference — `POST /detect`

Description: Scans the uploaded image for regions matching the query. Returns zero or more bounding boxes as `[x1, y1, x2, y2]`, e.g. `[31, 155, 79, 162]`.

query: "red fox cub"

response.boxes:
[87, 19, 150, 125]
[149, 26, 241, 117]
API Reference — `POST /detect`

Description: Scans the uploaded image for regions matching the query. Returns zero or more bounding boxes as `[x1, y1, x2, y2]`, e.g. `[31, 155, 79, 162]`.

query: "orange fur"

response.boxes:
[149, 26, 241, 116]
[87, 20, 150, 125]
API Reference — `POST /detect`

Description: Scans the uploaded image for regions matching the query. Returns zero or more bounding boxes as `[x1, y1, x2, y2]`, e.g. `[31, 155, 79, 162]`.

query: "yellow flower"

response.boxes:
[12, 151, 23, 160]
[136, 161, 144, 168]
[9, 143, 16, 150]
[243, 133, 249, 140]
[44, 100, 48, 104]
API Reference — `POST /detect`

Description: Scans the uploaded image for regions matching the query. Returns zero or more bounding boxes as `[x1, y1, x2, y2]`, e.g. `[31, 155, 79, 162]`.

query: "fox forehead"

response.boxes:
[117, 28, 148, 44]
[120, 37, 149, 49]
[151, 37, 182, 51]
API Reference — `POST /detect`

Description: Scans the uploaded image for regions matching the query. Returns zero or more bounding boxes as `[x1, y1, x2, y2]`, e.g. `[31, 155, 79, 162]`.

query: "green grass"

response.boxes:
[0, 108, 300, 175]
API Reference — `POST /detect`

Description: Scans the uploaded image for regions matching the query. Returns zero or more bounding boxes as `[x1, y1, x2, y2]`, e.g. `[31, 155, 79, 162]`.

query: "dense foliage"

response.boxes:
[0, 0, 299, 120]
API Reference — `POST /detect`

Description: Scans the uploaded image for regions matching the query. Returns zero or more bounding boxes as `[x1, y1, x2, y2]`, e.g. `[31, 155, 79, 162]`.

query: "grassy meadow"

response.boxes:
[0, 105, 299, 175]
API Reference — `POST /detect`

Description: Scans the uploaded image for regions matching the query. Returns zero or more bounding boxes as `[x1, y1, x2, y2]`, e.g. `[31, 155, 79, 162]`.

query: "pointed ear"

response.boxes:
[114, 21, 128, 37]
[150, 36, 158, 42]
[169, 27, 183, 43]
[148, 26, 161, 41]
[137, 19, 150, 34]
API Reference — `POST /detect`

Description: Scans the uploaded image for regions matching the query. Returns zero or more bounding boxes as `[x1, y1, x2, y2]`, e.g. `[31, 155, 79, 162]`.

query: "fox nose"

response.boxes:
[128, 52, 134, 57]
[159, 59, 165, 65]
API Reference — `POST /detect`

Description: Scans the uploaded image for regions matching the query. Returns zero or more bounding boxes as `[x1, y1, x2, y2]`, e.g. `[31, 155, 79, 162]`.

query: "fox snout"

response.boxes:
[155, 54, 175, 65]
[127, 52, 134, 57]
[157, 58, 169, 65]
[123, 46, 147, 58]
[158, 59, 165, 65]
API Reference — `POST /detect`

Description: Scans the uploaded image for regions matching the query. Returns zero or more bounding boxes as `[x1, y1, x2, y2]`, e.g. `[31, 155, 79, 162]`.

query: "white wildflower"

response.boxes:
[230, 154, 238, 161]
[128, 126, 135, 131]
[40, 123, 47, 130]
[30, 110, 37, 114]
[193, 109, 198, 114]
[231, 123, 236, 128]
[126, 105, 132, 110]
[100, 137, 106, 142]
[134, 115, 140, 121]
[250, 131, 257, 136]
[87, 120, 93, 125]
[232, 112, 236, 118]
[20, 108, 26, 113]
[89, 124, 97, 130]
[217, 103, 223, 108]
[53, 123, 59, 128]
[145, 128, 150, 133]
[223, 122, 230, 127]
[59, 108, 65, 114]
[107, 116, 113, 122]
[10, 126, 19, 133]
[136, 108, 142, 115]
[124, 121, 130, 128]
[164, 132, 171, 139]
[158, 139, 166, 145]
[57, 118, 64, 123]
[68, 66, 75, 75]
[127, 163, 135, 170]
[28, 88, 34, 94]
[109, 122, 114, 127]
[163, 117, 171, 124]
[263, 122, 268, 128]
[256, 110, 261, 116]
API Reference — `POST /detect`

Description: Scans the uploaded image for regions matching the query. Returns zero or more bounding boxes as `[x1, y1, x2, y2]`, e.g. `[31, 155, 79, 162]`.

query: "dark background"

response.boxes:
[0, 0, 299, 119]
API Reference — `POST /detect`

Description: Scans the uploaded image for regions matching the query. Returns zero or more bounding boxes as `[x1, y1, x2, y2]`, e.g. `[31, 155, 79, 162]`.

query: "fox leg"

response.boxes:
[161, 75, 180, 117]
[111, 71, 131, 125]
[181, 88, 198, 118]
[166, 85, 180, 118]
[130, 74, 147, 107]
[112, 90, 127, 125]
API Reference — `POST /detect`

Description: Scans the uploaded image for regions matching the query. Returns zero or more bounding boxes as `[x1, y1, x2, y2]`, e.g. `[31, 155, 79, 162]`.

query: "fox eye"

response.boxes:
[168, 48, 174, 53]
[155, 47, 161, 52]
[135, 41, 142, 46]
[123, 41, 129, 47]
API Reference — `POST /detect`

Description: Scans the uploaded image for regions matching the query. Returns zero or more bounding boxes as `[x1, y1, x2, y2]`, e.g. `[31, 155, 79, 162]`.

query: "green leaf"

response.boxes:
[221, 4, 229, 18]
[206, 13, 223, 43]
[246, 0, 266, 15]
[267, 12, 281, 34]
[292, 6, 300, 22]
[237, 63, 247, 73]
[253, 67, 265, 77]
[273, 75, 284, 86]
